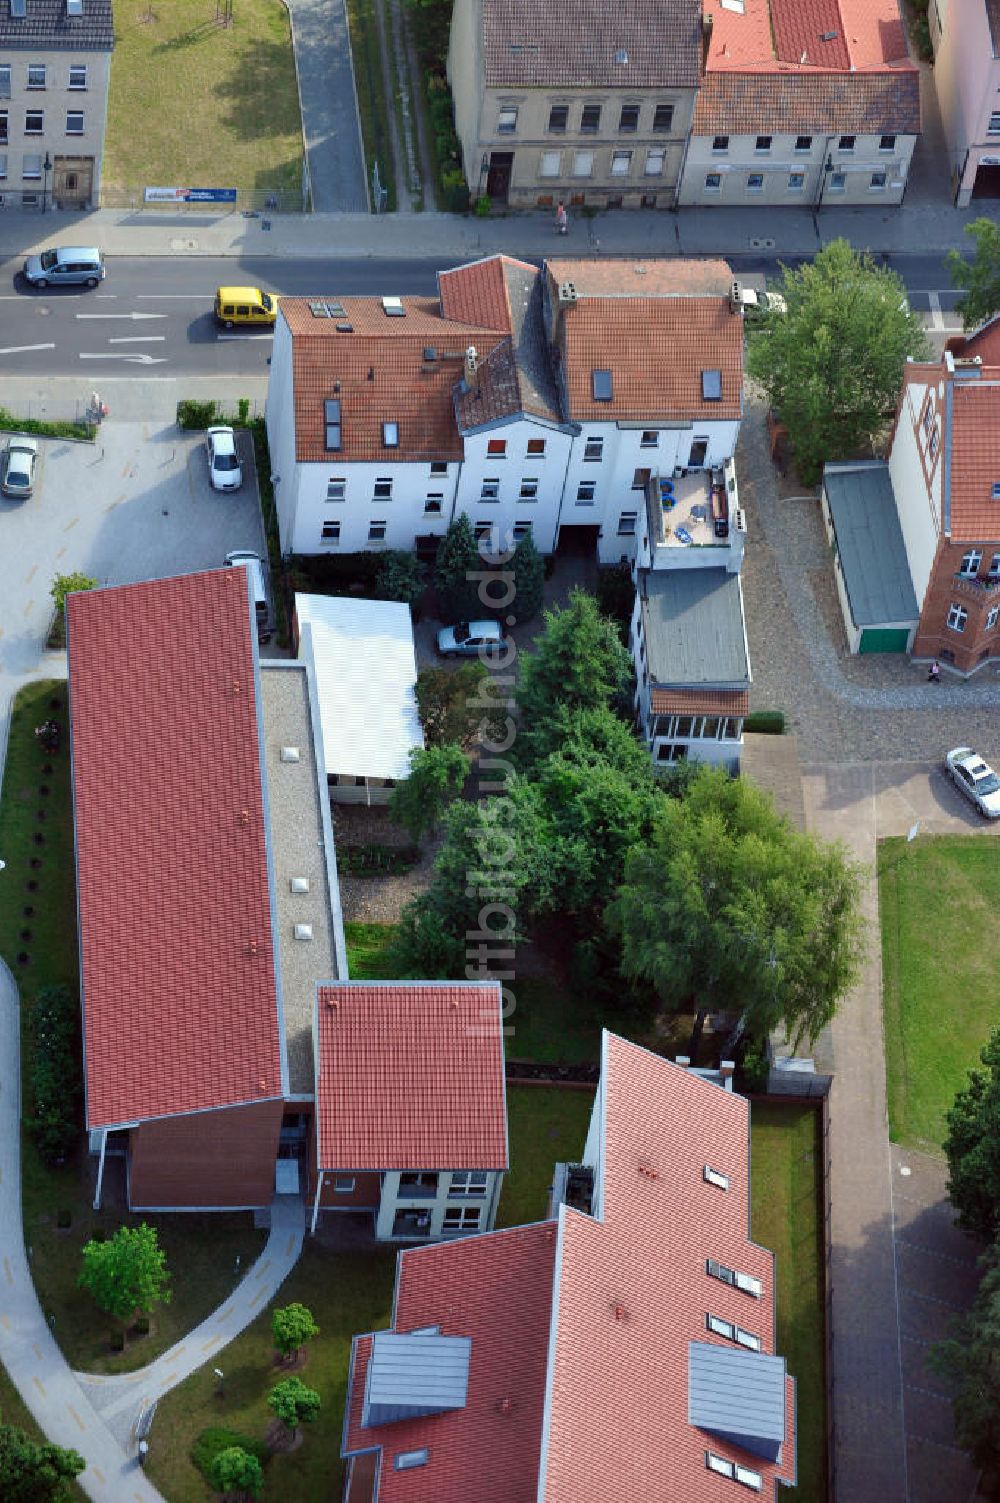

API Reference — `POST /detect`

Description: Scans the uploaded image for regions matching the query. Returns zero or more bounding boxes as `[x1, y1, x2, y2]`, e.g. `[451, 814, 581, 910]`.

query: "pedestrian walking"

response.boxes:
[927, 660, 941, 682]
[555, 201, 568, 235]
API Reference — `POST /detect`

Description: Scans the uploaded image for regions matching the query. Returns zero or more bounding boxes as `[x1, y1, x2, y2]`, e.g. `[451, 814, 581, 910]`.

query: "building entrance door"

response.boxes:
[487, 152, 513, 203]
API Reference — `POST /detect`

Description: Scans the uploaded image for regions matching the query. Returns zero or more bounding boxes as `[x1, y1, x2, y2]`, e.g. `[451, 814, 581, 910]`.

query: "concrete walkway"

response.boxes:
[0, 958, 167, 1501]
[76, 1197, 305, 1447]
[284, 0, 369, 211]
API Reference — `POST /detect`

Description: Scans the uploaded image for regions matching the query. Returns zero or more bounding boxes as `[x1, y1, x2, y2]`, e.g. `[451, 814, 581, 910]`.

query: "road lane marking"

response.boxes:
[217, 333, 274, 341]
[218, 1304, 234, 1321]
[929, 291, 944, 330]
[286, 1233, 295, 1255]
[76, 312, 166, 320]
[33, 1376, 47, 1397]
[92, 1468, 105, 1484]
[63, 516, 79, 531]
[201, 1336, 219, 1352]
[0, 342, 56, 355]
[108, 336, 167, 344]
[255, 1259, 271, 1278]
[0, 1315, 9, 1331]
[67, 1403, 86, 1432]
[80, 352, 167, 364]
[25, 563, 37, 583]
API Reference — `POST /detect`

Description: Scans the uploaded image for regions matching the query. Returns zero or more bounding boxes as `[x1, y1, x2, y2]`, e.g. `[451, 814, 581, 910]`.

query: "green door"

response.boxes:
[859, 628, 909, 653]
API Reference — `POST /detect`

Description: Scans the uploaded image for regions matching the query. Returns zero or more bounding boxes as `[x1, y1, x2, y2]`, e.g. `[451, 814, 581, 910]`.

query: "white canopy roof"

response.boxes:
[295, 593, 424, 781]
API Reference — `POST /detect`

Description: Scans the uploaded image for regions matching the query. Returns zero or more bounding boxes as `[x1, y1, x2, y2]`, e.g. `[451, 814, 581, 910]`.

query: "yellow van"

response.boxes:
[214, 286, 278, 329]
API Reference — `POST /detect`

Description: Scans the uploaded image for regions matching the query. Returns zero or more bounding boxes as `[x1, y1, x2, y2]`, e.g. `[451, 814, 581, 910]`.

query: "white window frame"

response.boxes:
[423, 493, 443, 514]
[838, 133, 856, 152]
[989, 553, 1000, 576]
[512, 521, 532, 542]
[960, 549, 982, 576]
[382, 421, 399, 448]
[640, 430, 659, 448]
[577, 480, 596, 504]
[583, 435, 603, 461]
[754, 134, 772, 153]
[947, 602, 968, 632]
[988, 111, 1000, 134]
[706, 1452, 735, 1478]
[869, 170, 887, 191]
[0, 154, 7, 180]
[829, 171, 846, 191]
[707, 1313, 734, 1339]
[21, 152, 41, 180]
[326, 477, 346, 502]
[372, 479, 392, 502]
[572, 149, 594, 177]
[539, 149, 561, 178]
[68, 64, 88, 89]
[26, 63, 46, 90]
[24, 110, 44, 136]
[610, 149, 633, 177]
[704, 1165, 729, 1190]
[497, 106, 517, 135]
[519, 478, 539, 500]
[879, 133, 896, 151]
[368, 520, 387, 542]
[394, 1449, 430, 1471]
[333, 1175, 355, 1191]
[987, 606, 999, 632]
[929, 426, 940, 460]
[746, 173, 764, 192]
[486, 437, 507, 457]
[736, 1463, 763, 1491]
[442, 1205, 482, 1231]
[321, 519, 342, 542]
[617, 511, 637, 536]
[480, 477, 500, 501]
[711, 134, 729, 153]
[794, 134, 812, 152]
[705, 172, 722, 192]
[787, 172, 805, 191]
[526, 437, 546, 456]
[644, 147, 666, 176]
[449, 1171, 489, 1197]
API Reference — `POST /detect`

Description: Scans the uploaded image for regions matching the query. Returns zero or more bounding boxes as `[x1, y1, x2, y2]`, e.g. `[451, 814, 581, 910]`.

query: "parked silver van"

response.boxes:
[22, 246, 105, 289]
[224, 550, 273, 645]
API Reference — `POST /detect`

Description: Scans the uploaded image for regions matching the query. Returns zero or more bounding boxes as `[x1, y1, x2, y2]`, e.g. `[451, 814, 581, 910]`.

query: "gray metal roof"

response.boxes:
[362, 1332, 472, 1427]
[0, 0, 113, 49]
[639, 568, 749, 688]
[822, 463, 919, 627]
[688, 1341, 787, 1463]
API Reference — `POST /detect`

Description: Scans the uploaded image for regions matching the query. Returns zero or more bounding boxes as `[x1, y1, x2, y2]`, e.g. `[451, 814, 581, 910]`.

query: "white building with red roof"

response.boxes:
[311, 982, 508, 1241]
[341, 1031, 796, 1502]
[677, 0, 920, 207]
[265, 254, 744, 566]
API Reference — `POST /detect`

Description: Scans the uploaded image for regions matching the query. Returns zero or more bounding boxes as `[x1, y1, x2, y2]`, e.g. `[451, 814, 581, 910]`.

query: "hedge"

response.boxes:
[743, 710, 785, 735]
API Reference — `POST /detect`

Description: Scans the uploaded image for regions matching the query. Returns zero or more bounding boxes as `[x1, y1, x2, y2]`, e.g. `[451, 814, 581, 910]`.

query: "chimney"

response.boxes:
[720, 1060, 736, 1090]
[558, 281, 577, 305]
[464, 345, 479, 388]
[729, 280, 744, 315]
[675, 1054, 690, 1068]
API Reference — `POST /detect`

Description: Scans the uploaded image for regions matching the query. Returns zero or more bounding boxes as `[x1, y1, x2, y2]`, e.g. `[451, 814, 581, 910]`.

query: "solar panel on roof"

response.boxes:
[702, 369, 723, 401]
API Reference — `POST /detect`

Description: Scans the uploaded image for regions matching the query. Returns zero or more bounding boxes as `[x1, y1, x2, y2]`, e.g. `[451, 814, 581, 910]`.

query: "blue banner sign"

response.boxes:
[144, 187, 238, 203]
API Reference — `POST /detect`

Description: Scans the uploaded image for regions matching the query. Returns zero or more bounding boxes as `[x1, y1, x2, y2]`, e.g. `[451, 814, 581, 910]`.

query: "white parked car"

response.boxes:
[945, 746, 1000, 819]
[436, 620, 504, 657]
[205, 426, 243, 492]
[1, 435, 39, 498]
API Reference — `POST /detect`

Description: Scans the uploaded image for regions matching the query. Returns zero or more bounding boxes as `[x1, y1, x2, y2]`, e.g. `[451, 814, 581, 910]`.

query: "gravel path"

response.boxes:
[333, 804, 439, 923]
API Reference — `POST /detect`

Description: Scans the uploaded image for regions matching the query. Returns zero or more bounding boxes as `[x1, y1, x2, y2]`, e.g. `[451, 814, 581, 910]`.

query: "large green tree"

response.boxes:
[0, 1417, 84, 1503]
[271, 1302, 320, 1362]
[947, 217, 1000, 331]
[607, 766, 865, 1048]
[78, 1223, 170, 1327]
[930, 1242, 1000, 1475]
[509, 532, 545, 623]
[747, 238, 929, 484]
[434, 515, 483, 623]
[415, 663, 508, 749]
[209, 1445, 263, 1501]
[390, 743, 470, 841]
[943, 1027, 1000, 1243]
[268, 1377, 321, 1441]
[517, 589, 632, 730]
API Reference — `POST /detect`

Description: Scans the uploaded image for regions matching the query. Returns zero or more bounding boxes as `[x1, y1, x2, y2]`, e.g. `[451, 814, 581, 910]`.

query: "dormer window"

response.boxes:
[382, 421, 399, 448]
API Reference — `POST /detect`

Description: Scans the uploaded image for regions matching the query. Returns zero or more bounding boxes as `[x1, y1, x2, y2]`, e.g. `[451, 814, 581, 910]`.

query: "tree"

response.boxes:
[947, 217, 1000, 331]
[271, 1302, 319, 1362]
[509, 532, 545, 623]
[517, 589, 632, 731]
[49, 571, 97, 616]
[746, 239, 929, 484]
[268, 1377, 321, 1441]
[390, 743, 470, 841]
[415, 662, 509, 748]
[78, 1223, 170, 1327]
[209, 1445, 263, 1501]
[943, 1027, 1000, 1243]
[0, 1416, 85, 1503]
[607, 766, 865, 1049]
[929, 1241, 1000, 1475]
[434, 515, 482, 623]
[375, 550, 426, 615]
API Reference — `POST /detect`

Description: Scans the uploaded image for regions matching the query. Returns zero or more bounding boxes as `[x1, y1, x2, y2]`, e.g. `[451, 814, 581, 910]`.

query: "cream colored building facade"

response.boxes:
[0, 0, 113, 211]
[678, 126, 918, 208]
[448, 0, 700, 208]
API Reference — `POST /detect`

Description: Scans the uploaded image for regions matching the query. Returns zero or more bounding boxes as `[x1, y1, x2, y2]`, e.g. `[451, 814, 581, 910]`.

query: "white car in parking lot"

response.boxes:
[205, 426, 243, 492]
[945, 746, 1000, 819]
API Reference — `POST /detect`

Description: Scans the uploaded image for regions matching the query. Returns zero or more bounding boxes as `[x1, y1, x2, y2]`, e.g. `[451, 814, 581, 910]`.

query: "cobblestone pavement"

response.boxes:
[739, 400, 1000, 765]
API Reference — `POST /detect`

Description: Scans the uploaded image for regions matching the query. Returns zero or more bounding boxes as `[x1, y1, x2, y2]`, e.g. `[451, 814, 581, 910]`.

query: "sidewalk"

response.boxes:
[0, 198, 985, 263]
[77, 1197, 304, 1447]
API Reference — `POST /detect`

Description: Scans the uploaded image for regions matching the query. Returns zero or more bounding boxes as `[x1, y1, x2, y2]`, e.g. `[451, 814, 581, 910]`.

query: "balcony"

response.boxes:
[643, 459, 745, 572]
[547, 1162, 595, 1219]
[952, 572, 1000, 599]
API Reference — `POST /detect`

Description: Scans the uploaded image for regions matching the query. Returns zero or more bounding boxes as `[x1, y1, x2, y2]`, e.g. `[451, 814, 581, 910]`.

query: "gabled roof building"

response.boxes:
[342, 1031, 796, 1501]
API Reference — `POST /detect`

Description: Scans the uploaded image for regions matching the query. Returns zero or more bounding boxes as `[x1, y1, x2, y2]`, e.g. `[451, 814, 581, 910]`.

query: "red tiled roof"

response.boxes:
[438, 255, 531, 331]
[651, 687, 750, 715]
[704, 0, 912, 71]
[947, 372, 1000, 541]
[343, 1223, 557, 1502]
[315, 983, 508, 1171]
[283, 296, 506, 463]
[541, 1034, 795, 1501]
[692, 70, 920, 135]
[480, 0, 701, 88]
[67, 570, 283, 1129]
[953, 313, 1000, 365]
[546, 256, 735, 299]
[557, 296, 743, 422]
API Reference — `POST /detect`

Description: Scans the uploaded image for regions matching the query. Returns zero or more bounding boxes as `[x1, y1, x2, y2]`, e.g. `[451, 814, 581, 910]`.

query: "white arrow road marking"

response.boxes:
[79, 352, 168, 364]
[107, 335, 166, 344]
[0, 342, 56, 354]
[76, 311, 167, 320]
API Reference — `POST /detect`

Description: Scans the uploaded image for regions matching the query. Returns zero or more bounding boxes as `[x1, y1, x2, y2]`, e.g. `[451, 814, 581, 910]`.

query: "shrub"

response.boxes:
[743, 710, 785, 735]
[375, 551, 426, 615]
[0, 406, 93, 442]
[29, 983, 80, 1162]
[340, 844, 421, 876]
[191, 1427, 269, 1484]
[595, 563, 636, 644]
[474, 194, 491, 217]
[133, 1314, 150, 1335]
[237, 397, 251, 425]
[176, 399, 220, 430]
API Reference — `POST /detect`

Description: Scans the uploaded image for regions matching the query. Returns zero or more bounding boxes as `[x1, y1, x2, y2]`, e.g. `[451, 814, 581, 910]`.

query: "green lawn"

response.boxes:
[750, 1101, 827, 1502]
[344, 920, 400, 980]
[145, 1243, 396, 1502]
[879, 835, 1000, 1152]
[499, 1085, 595, 1228]
[104, 0, 303, 203]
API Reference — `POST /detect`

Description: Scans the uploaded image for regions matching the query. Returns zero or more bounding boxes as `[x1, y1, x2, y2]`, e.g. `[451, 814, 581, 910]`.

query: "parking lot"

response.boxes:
[0, 420, 268, 682]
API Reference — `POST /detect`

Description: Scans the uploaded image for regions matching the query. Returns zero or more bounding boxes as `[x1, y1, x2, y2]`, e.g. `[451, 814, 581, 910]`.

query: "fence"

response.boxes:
[98, 185, 308, 214]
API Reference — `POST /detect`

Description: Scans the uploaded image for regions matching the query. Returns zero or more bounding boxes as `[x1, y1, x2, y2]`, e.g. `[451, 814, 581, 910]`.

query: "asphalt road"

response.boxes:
[0, 251, 967, 377]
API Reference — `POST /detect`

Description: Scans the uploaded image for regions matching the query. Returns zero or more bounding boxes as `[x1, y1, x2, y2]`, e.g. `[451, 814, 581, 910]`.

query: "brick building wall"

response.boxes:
[913, 537, 1000, 671]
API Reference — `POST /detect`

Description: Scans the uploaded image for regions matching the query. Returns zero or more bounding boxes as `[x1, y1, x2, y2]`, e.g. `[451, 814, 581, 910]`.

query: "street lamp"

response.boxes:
[42, 151, 51, 212]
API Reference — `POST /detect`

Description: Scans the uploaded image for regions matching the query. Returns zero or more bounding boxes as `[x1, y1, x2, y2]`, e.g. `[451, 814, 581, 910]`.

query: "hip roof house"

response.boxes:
[342, 1031, 796, 1502]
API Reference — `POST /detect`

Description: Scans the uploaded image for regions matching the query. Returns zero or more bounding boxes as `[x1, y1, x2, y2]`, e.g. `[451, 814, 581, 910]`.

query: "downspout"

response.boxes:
[93, 1127, 107, 1211]
[310, 1170, 324, 1236]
